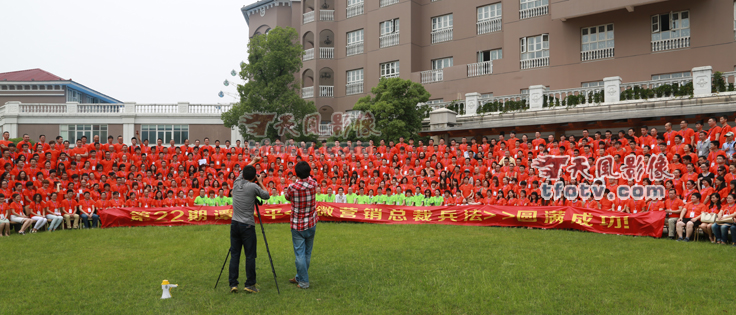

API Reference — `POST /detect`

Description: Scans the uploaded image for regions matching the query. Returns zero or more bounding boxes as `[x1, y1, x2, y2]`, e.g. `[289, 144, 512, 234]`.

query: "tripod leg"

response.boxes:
[255, 203, 281, 294]
[214, 248, 231, 289]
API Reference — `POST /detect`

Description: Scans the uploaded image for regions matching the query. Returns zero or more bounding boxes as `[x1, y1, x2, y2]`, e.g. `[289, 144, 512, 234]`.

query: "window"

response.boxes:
[140, 125, 189, 145]
[481, 93, 494, 98]
[431, 14, 453, 32]
[478, 48, 502, 62]
[582, 24, 614, 52]
[380, 61, 400, 78]
[347, 69, 364, 84]
[347, 29, 364, 56]
[380, 19, 399, 36]
[651, 11, 690, 42]
[582, 81, 604, 88]
[521, 34, 549, 60]
[520, 0, 548, 11]
[431, 57, 453, 70]
[520, 0, 548, 19]
[426, 99, 444, 104]
[651, 72, 691, 80]
[347, 0, 363, 18]
[477, 3, 502, 34]
[60, 125, 108, 144]
[67, 89, 81, 102]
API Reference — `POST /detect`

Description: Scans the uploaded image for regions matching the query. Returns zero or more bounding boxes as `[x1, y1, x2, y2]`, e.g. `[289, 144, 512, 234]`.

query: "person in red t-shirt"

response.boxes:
[78, 191, 98, 228]
[676, 193, 705, 241]
[61, 190, 79, 229]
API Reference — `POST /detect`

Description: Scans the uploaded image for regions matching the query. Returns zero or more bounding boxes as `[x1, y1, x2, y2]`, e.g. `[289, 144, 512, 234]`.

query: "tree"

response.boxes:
[336, 77, 430, 143]
[221, 26, 317, 142]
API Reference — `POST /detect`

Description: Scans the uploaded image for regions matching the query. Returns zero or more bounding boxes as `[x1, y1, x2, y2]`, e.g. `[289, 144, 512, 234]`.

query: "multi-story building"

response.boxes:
[241, 0, 736, 132]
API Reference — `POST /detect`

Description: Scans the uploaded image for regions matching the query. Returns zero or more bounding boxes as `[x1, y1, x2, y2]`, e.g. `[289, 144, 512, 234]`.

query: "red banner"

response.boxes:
[98, 203, 666, 237]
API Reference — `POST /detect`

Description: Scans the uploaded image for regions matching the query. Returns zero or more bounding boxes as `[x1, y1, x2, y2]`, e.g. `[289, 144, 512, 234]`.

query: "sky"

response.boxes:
[0, 0, 260, 104]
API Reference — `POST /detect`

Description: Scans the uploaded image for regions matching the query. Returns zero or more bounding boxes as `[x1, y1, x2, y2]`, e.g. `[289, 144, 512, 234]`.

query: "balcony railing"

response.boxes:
[581, 47, 614, 61]
[380, 0, 399, 7]
[303, 48, 314, 61]
[467, 61, 493, 77]
[477, 17, 502, 35]
[188, 104, 233, 114]
[320, 47, 334, 59]
[379, 33, 399, 48]
[652, 36, 690, 52]
[5, 102, 237, 116]
[346, 42, 363, 56]
[302, 86, 314, 98]
[421, 69, 443, 84]
[20, 104, 67, 113]
[320, 85, 334, 97]
[303, 11, 314, 24]
[346, 82, 364, 95]
[78, 104, 124, 113]
[320, 10, 334, 21]
[346, 3, 363, 18]
[520, 5, 548, 19]
[136, 104, 178, 113]
[521, 57, 549, 70]
[319, 124, 332, 136]
[382, 73, 400, 79]
[431, 28, 453, 44]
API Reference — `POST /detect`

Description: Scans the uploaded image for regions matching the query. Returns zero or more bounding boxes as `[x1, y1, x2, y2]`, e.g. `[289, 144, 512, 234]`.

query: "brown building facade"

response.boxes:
[242, 0, 736, 121]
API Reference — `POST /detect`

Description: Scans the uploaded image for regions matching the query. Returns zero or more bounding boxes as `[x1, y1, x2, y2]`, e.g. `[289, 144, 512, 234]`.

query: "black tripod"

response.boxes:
[215, 200, 280, 294]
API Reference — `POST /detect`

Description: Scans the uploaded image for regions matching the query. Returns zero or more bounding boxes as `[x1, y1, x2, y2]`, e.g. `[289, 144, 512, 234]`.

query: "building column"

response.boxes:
[122, 116, 135, 144]
[692, 66, 712, 97]
[603, 76, 622, 103]
[528, 85, 546, 110]
[178, 102, 189, 114]
[2, 102, 20, 138]
[230, 126, 244, 143]
[464, 92, 480, 116]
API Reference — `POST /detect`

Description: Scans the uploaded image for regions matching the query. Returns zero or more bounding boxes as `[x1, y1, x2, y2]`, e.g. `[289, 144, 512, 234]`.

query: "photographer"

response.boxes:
[284, 161, 318, 289]
[229, 156, 269, 293]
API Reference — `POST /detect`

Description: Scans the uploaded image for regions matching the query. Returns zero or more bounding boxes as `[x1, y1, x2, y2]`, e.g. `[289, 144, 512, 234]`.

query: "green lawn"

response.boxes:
[2, 223, 734, 314]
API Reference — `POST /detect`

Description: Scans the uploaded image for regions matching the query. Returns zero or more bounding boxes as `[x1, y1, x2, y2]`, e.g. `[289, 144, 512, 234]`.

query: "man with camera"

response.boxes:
[229, 156, 269, 293]
[284, 161, 319, 289]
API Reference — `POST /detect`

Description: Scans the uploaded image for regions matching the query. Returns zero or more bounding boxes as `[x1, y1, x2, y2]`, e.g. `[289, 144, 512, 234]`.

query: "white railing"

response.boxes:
[303, 48, 314, 61]
[19, 104, 67, 113]
[346, 3, 363, 18]
[319, 124, 332, 136]
[620, 76, 693, 102]
[303, 11, 314, 24]
[421, 69, 443, 84]
[520, 5, 548, 19]
[78, 104, 124, 113]
[379, 33, 400, 48]
[721, 71, 736, 87]
[545, 87, 604, 106]
[651, 36, 690, 52]
[189, 104, 232, 114]
[346, 82, 363, 95]
[382, 73, 400, 79]
[346, 42, 364, 56]
[581, 47, 614, 61]
[521, 57, 549, 70]
[302, 86, 314, 98]
[319, 47, 334, 59]
[320, 10, 334, 21]
[477, 17, 501, 35]
[431, 28, 453, 44]
[136, 104, 178, 114]
[380, 0, 399, 7]
[467, 61, 493, 77]
[320, 85, 334, 97]
[477, 94, 527, 114]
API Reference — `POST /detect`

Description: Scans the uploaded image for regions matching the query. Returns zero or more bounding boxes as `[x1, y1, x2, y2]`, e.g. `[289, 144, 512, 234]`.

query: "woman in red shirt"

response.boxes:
[676, 193, 705, 241]
[701, 193, 721, 243]
[8, 193, 33, 234]
[0, 194, 10, 236]
[713, 193, 736, 244]
[28, 193, 48, 233]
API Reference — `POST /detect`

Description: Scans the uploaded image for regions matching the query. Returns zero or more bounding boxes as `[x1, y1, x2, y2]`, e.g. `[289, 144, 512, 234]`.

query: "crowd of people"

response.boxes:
[0, 115, 735, 243]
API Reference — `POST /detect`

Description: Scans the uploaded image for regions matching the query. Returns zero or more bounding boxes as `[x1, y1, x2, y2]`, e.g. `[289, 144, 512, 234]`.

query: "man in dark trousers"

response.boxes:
[229, 156, 269, 293]
[284, 161, 319, 289]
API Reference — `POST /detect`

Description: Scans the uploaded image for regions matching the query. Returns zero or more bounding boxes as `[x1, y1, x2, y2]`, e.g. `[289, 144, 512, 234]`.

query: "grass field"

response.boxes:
[2, 223, 734, 314]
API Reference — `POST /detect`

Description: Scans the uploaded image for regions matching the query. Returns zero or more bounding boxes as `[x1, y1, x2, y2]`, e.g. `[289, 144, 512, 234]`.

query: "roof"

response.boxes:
[241, 0, 294, 25]
[0, 68, 66, 81]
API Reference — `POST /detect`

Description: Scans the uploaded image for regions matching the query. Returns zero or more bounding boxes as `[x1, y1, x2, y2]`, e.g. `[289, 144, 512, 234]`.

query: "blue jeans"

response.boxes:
[80, 213, 99, 228]
[292, 226, 316, 287]
[712, 223, 735, 243]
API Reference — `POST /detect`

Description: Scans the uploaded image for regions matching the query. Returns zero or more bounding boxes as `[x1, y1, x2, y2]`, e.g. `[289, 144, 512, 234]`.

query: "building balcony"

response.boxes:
[467, 61, 493, 77]
[521, 57, 549, 70]
[320, 10, 334, 21]
[382, 73, 400, 79]
[303, 48, 314, 61]
[380, 0, 398, 7]
[303, 11, 314, 24]
[477, 17, 501, 35]
[652, 36, 690, 52]
[431, 28, 453, 44]
[379, 33, 399, 48]
[346, 82, 364, 95]
[319, 47, 334, 59]
[421, 69, 443, 84]
[520, 5, 548, 19]
[302, 86, 314, 98]
[3, 101, 233, 116]
[319, 85, 334, 97]
[346, 42, 364, 56]
[581, 47, 614, 61]
[319, 123, 332, 137]
[551, 0, 667, 21]
[346, 3, 363, 18]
